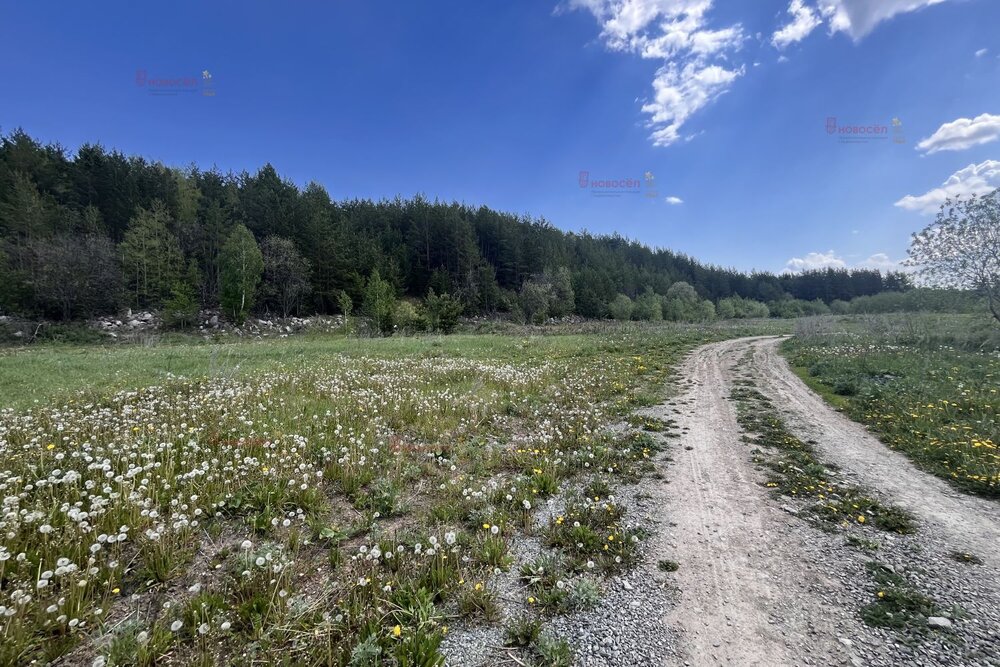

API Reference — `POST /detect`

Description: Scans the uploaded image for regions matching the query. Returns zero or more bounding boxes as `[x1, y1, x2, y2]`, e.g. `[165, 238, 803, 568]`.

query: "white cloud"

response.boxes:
[784, 250, 908, 273]
[565, 0, 962, 145]
[767, 0, 954, 49]
[665, 195, 684, 204]
[916, 113, 1000, 154]
[784, 250, 847, 273]
[895, 159, 1000, 214]
[975, 48, 988, 58]
[816, 0, 951, 40]
[566, 0, 745, 147]
[643, 61, 744, 146]
[857, 253, 906, 272]
[772, 0, 822, 49]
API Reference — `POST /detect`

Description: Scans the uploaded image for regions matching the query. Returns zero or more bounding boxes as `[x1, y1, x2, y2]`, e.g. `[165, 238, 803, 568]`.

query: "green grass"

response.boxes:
[783, 314, 1000, 498]
[0, 319, 793, 411]
[788, 363, 850, 411]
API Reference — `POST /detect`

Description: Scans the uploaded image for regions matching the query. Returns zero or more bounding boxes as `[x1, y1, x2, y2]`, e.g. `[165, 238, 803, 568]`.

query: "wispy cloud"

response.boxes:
[895, 159, 1000, 214]
[564, 0, 964, 146]
[565, 0, 745, 147]
[665, 195, 684, 204]
[772, 0, 822, 49]
[916, 113, 1000, 154]
[817, 0, 953, 40]
[770, 0, 955, 49]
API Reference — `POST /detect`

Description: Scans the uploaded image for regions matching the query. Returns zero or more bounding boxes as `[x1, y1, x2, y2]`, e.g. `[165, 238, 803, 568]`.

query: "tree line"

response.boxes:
[0, 129, 911, 328]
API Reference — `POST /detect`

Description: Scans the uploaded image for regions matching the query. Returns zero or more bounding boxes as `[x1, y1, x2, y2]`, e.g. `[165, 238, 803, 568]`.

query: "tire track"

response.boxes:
[648, 338, 854, 667]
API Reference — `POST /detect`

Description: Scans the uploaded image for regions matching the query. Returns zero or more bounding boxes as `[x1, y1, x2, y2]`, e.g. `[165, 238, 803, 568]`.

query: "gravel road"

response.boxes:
[749, 336, 1000, 564]
[445, 336, 1000, 666]
[645, 336, 1000, 667]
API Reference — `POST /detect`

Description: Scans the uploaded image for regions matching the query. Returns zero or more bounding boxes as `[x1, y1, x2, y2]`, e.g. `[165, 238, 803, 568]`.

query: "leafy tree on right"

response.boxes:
[907, 188, 1000, 324]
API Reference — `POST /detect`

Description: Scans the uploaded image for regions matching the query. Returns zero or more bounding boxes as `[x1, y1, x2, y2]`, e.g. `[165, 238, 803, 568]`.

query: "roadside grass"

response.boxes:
[729, 376, 949, 635]
[787, 364, 850, 411]
[861, 562, 940, 633]
[782, 314, 1000, 498]
[730, 383, 917, 534]
[0, 322, 790, 665]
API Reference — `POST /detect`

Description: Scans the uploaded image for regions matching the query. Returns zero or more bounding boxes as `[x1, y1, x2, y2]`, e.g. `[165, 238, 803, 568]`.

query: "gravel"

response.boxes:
[441, 440, 682, 667]
[444, 336, 1000, 667]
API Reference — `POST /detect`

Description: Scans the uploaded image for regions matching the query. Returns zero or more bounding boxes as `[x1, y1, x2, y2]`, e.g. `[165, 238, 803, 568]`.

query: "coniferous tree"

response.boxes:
[425, 288, 463, 334]
[0, 129, 919, 324]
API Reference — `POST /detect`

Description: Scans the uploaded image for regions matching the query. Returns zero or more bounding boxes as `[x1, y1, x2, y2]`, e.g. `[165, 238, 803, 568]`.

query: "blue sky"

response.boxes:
[1, 0, 998, 273]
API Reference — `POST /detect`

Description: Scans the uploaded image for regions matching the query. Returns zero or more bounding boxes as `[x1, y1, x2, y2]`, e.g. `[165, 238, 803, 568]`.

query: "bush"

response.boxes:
[520, 280, 551, 324]
[633, 288, 662, 321]
[363, 269, 397, 335]
[608, 294, 633, 321]
[717, 296, 769, 319]
[424, 289, 463, 333]
[394, 300, 426, 333]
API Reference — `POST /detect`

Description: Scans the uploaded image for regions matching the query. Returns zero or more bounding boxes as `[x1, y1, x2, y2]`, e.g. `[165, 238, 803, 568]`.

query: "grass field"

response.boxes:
[782, 314, 1000, 498]
[0, 321, 788, 666]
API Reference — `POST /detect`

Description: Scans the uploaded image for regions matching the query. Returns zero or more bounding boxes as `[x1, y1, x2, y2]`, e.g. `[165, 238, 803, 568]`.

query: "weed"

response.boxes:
[535, 634, 574, 666]
[861, 562, 938, 630]
[457, 583, 502, 622]
[948, 551, 984, 565]
[846, 535, 880, 552]
[567, 578, 601, 610]
[504, 616, 542, 647]
[657, 559, 680, 572]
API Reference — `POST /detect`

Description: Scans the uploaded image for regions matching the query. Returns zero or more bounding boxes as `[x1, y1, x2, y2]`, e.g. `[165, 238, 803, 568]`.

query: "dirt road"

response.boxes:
[646, 336, 1000, 667]
[749, 337, 1000, 563]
